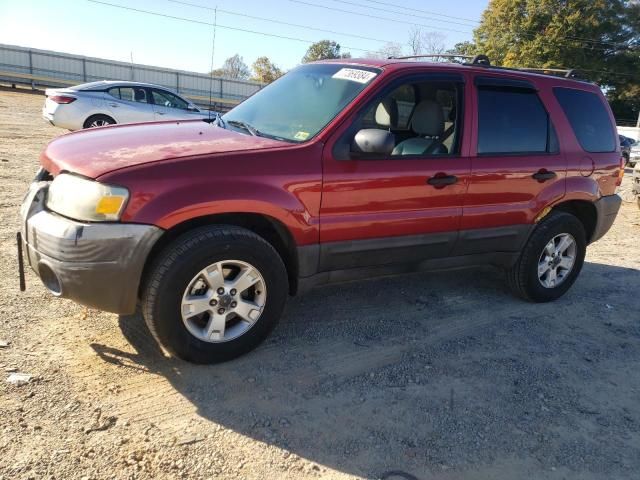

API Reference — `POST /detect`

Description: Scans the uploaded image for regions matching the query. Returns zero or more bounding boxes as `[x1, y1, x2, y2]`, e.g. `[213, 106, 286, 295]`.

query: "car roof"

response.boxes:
[315, 58, 598, 89]
[73, 80, 179, 92]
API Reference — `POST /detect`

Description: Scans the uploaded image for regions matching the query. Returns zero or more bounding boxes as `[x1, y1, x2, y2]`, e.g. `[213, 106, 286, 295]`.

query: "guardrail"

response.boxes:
[0, 43, 263, 111]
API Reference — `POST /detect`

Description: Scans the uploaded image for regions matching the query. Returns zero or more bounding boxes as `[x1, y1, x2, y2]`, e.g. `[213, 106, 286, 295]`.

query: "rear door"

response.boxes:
[456, 75, 567, 256]
[105, 86, 156, 124]
[320, 72, 472, 271]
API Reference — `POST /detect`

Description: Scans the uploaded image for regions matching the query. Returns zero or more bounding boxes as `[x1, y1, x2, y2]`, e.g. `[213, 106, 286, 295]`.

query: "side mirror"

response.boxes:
[351, 129, 395, 156]
[187, 104, 198, 111]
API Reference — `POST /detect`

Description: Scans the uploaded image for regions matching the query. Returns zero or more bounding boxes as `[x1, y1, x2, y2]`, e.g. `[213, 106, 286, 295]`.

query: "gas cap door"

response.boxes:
[579, 156, 595, 177]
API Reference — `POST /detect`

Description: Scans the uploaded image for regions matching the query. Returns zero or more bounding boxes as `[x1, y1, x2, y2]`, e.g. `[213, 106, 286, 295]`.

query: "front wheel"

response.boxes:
[142, 225, 288, 364]
[507, 211, 586, 302]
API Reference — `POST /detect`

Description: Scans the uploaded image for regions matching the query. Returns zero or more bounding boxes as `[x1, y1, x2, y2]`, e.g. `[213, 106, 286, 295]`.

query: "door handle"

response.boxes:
[157, 112, 166, 115]
[427, 175, 458, 187]
[532, 170, 557, 182]
[109, 103, 118, 108]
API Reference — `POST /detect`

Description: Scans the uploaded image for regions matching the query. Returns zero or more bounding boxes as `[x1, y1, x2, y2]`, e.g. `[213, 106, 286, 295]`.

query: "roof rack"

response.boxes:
[389, 53, 492, 65]
[516, 67, 578, 78]
[389, 53, 584, 80]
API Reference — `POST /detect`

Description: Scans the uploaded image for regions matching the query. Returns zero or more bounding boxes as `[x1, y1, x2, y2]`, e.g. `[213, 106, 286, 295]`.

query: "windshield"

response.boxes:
[223, 64, 380, 142]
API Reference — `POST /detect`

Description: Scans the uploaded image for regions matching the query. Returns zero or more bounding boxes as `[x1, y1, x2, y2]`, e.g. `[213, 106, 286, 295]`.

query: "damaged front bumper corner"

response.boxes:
[20, 181, 163, 314]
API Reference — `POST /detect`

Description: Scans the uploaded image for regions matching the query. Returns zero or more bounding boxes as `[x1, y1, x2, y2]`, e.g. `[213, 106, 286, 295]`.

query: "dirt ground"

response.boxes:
[0, 87, 639, 480]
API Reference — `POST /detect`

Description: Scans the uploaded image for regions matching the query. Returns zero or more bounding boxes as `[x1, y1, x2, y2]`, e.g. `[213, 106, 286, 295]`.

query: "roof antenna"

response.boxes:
[207, 5, 218, 122]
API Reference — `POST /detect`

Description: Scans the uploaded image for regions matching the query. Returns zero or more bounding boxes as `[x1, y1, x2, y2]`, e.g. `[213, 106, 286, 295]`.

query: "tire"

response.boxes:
[142, 225, 288, 364]
[507, 211, 586, 303]
[83, 114, 116, 129]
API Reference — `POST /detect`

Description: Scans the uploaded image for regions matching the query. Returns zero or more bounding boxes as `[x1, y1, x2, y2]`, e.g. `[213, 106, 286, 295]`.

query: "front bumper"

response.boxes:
[20, 181, 162, 314]
[591, 194, 622, 244]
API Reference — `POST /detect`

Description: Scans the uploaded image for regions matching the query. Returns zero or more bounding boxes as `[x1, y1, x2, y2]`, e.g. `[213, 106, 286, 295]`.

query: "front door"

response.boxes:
[320, 73, 471, 271]
[456, 75, 567, 256]
[150, 88, 196, 121]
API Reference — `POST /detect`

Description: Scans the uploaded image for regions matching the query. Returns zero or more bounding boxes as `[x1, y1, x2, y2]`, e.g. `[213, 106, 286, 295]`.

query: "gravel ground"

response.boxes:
[1, 87, 639, 480]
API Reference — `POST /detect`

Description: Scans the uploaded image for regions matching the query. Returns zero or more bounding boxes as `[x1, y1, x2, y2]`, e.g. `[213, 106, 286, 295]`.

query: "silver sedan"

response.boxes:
[42, 80, 216, 130]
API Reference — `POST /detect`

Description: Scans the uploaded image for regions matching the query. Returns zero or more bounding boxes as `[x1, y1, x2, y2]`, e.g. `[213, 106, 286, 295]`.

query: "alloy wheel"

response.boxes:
[537, 233, 577, 288]
[180, 260, 267, 343]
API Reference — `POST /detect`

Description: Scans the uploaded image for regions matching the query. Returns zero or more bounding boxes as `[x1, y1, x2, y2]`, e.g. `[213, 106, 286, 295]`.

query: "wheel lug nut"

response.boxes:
[218, 308, 225, 315]
[209, 299, 218, 306]
[217, 287, 224, 295]
[230, 289, 237, 296]
[231, 301, 237, 308]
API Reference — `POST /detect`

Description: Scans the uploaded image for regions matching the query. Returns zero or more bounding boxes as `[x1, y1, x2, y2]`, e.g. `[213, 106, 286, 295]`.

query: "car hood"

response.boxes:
[40, 120, 286, 178]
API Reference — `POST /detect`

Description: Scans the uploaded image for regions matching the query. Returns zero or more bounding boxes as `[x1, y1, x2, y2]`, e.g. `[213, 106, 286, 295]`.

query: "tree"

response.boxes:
[252, 56, 283, 83]
[366, 42, 404, 59]
[472, 0, 639, 121]
[212, 54, 250, 80]
[407, 27, 446, 56]
[302, 40, 351, 63]
[446, 41, 477, 57]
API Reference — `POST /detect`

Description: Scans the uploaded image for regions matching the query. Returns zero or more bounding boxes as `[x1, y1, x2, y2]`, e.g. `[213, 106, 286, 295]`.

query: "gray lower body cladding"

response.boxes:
[21, 182, 162, 314]
[591, 194, 622, 243]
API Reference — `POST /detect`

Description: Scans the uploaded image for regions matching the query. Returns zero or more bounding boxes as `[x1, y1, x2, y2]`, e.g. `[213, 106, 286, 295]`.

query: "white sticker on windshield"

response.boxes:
[332, 68, 377, 84]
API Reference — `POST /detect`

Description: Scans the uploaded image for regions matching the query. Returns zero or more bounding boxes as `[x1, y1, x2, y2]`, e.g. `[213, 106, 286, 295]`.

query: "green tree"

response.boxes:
[251, 56, 283, 83]
[446, 41, 477, 57]
[212, 54, 250, 80]
[302, 40, 351, 63]
[472, 0, 639, 121]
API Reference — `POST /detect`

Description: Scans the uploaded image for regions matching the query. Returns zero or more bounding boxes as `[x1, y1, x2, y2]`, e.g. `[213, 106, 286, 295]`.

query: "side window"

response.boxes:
[151, 89, 189, 110]
[553, 87, 616, 153]
[477, 87, 553, 155]
[118, 87, 148, 103]
[106, 87, 120, 99]
[393, 84, 417, 130]
[354, 79, 462, 158]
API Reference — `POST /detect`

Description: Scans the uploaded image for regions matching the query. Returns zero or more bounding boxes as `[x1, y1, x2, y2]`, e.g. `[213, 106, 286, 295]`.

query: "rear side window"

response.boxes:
[477, 87, 552, 154]
[107, 87, 121, 99]
[553, 87, 616, 153]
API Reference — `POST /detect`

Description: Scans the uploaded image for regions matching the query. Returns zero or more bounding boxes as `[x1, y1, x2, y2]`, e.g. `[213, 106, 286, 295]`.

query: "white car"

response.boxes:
[633, 161, 640, 208]
[42, 81, 216, 130]
[629, 142, 640, 168]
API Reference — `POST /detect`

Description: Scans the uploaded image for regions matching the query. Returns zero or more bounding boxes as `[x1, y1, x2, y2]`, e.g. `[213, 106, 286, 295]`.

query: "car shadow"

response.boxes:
[91, 261, 640, 478]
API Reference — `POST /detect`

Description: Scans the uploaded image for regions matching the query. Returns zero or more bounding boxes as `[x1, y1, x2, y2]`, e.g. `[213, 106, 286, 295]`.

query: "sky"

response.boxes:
[0, 0, 488, 73]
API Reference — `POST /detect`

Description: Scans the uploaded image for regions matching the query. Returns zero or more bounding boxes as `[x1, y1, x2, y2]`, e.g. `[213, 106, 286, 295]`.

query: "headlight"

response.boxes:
[45, 173, 129, 222]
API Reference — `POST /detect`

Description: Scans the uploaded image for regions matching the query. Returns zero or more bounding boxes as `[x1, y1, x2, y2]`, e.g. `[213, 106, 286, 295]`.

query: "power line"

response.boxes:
[86, 0, 640, 80]
[288, 0, 473, 36]
[358, 0, 480, 24]
[168, 0, 400, 46]
[289, 0, 624, 53]
[87, 0, 372, 52]
[355, 0, 635, 50]
[326, 0, 478, 28]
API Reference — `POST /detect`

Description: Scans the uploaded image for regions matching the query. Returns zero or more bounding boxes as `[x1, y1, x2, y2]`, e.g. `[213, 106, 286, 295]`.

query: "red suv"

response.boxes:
[19, 58, 623, 363]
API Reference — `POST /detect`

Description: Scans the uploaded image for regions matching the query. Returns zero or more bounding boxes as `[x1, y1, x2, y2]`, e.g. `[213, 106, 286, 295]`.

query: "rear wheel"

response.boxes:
[83, 114, 116, 129]
[507, 211, 586, 302]
[142, 225, 288, 364]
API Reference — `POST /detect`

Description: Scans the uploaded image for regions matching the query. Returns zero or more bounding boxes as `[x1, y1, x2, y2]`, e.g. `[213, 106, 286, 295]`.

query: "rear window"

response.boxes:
[477, 87, 552, 154]
[553, 87, 616, 153]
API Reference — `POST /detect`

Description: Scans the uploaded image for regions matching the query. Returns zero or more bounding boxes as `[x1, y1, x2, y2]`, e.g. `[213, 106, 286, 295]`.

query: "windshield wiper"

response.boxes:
[227, 120, 258, 137]
[202, 112, 222, 125]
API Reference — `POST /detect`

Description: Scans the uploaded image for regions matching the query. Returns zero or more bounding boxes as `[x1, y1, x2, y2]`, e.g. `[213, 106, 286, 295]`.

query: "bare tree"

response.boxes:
[366, 42, 404, 59]
[211, 54, 250, 80]
[407, 27, 446, 57]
